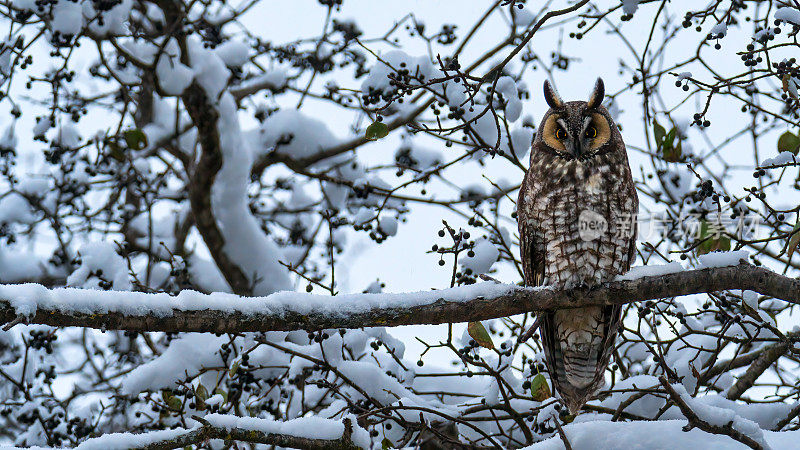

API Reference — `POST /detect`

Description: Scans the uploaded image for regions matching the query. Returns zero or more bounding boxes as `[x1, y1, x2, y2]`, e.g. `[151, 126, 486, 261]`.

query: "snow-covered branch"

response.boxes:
[3, 414, 366, 450]
[1, 262, 797, 334]
[659, 377, 765, 449]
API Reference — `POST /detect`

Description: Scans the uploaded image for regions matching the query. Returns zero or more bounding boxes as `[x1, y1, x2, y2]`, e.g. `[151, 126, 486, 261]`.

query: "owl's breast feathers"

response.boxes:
[519, 150, 638, 288]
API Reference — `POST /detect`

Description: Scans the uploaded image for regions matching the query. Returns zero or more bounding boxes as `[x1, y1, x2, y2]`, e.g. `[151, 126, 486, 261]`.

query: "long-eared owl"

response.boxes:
[517, 78, 638, 414]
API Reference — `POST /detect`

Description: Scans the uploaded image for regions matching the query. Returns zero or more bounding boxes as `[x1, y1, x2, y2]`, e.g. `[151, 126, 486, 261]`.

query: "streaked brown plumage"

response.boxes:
[517, 78, 638, 414]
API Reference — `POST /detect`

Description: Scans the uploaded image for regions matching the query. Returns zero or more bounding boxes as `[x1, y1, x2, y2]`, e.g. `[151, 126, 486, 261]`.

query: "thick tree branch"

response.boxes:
[155, 0, 254, 296]
[0, 263, 798, 334]
[182, 82, 254, 296]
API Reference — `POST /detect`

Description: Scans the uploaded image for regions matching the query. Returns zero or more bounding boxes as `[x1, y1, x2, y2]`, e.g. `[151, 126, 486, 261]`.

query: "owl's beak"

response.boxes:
[567, 133, 585, 159]
[575, 138, 585, 158]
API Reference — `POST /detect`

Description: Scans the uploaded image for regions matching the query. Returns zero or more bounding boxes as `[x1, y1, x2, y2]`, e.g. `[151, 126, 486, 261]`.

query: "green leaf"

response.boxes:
[107, 141, 126, 162]
[167, 396, 182, 411]
[777, 131, 800, 155]
[529, 373, 552, 402]
[665, 127, 677, 147]
[214, 388, 228, 404]
[695, 220, 731, 255]
[365, 121, 389, 141]
[654, 122, 681, 162]
[123, 128, 148, 150]
[653, 120, 666, 146]
[195, 383, 209, 402]
[695, 239, 727, 255]
[161, 390, 182, 411]
[662, 139, 682, 163]
[382, 437, 394, 449]
[467, 321, 494, 350]
[228, 360, 240, 378]
[787, 220, 800, 259]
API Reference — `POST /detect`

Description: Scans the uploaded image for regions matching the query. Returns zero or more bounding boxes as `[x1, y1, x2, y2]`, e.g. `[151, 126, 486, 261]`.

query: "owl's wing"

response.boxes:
[624, 212, 638, 273]
[518, 217, 545, 287]
[517, 216, 546, 344]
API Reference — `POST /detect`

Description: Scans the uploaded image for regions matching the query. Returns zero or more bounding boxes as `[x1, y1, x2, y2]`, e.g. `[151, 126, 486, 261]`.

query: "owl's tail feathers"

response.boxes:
[560, 388, 594, 416]
[561, 339, 602, 386]
[551, 339, 600, 414]
[542, 307, 620, 415]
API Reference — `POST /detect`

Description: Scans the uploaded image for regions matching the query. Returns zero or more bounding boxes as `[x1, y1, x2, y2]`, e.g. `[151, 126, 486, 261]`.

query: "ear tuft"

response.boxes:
[543, 80, 564, 109]
[586, 78, 605, 109]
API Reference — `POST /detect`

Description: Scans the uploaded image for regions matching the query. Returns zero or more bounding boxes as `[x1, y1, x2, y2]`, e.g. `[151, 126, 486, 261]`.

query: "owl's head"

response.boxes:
[535, 78, 619, 161]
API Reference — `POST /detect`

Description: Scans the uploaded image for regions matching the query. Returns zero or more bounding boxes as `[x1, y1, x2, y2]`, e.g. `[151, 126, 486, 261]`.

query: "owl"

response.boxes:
[517, 78, 638, 414]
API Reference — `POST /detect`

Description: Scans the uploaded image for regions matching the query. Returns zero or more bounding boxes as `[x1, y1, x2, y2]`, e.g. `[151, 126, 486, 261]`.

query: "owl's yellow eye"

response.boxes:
[585, 126, 597, 138]
[555, 128, 567, 140]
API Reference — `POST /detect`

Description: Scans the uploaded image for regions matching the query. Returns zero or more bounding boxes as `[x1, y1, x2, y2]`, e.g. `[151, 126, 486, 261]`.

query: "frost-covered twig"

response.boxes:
[1, 262, 798, 334]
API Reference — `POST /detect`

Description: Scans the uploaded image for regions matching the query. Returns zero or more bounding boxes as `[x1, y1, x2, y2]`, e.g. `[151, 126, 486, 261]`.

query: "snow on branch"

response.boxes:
[0, 260, 798, 334]
[658, 377, 765, 449]
[2, 414, 367, 450]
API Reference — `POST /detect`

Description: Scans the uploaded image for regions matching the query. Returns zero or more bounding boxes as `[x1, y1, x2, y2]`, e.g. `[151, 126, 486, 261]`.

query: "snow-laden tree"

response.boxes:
[0, 0, 800, 448]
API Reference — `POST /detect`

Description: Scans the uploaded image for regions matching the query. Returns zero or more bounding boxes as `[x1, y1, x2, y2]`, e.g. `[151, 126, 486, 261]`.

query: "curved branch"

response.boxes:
[482, 0, 590, 79]
[0, 263, 798, 334]
[182, 82, 254, 296]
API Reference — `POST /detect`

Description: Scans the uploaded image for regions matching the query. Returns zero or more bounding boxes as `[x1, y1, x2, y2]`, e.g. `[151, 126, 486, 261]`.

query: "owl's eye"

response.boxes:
[555, 128, 567, 140]
[585, 126, 597, 138]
